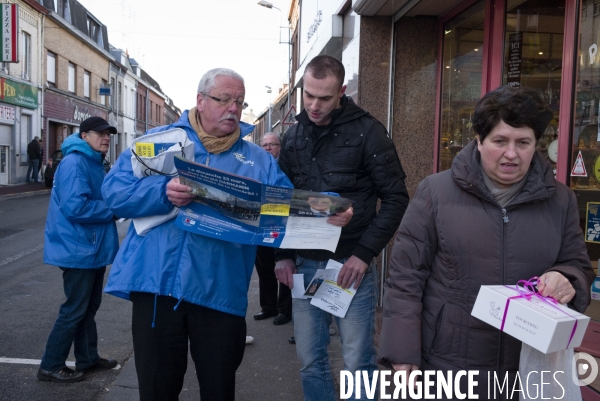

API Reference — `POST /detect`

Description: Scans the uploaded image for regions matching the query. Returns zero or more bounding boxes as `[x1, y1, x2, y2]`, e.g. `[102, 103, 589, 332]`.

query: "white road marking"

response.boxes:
[0, 357, 121, 370]
[0, 244, 44, 267]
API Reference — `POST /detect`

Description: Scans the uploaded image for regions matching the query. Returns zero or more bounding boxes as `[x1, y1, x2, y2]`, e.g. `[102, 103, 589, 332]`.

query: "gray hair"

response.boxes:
[197, 68, 245, 94]
[262, 132, 280, 143]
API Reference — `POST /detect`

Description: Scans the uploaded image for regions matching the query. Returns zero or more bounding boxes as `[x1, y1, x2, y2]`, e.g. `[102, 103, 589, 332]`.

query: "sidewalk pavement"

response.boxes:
[0, 182, 50, 200]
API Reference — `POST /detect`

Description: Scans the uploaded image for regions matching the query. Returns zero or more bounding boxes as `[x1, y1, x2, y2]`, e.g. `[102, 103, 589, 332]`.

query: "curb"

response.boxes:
[0, 188, 51, 201]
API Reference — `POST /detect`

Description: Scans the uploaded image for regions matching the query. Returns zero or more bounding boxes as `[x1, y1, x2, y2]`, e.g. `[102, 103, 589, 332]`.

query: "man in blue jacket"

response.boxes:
[38, 117, 119, 383]
[102, 68, 352, 401]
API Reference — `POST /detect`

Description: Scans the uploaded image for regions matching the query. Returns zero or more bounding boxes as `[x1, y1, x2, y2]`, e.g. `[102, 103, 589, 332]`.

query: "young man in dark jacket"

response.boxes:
[26, 136, 42, 183]
[274, 55, 409, 401]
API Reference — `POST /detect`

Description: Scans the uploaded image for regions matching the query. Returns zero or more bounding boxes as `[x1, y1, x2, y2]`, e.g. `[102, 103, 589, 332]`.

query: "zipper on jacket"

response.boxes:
[205, 155, 210, 166]
[92, 231, 96, 245]
[501, 208, 509, 223]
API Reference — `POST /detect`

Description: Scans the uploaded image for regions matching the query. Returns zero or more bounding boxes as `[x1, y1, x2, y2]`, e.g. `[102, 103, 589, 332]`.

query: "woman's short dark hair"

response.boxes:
[472, 86, 553, 142]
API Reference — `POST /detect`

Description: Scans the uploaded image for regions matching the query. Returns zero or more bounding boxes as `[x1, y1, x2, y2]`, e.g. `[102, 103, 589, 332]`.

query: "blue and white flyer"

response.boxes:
[173, 156, 353, 252]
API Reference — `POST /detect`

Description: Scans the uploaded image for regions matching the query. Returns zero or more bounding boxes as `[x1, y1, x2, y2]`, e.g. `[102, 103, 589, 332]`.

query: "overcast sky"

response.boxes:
[77, 0, 292, 119]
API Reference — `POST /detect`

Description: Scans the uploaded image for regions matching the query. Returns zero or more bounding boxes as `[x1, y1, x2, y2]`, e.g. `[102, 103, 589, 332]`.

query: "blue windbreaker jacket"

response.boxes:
[43, 133, 119, 268]
[102, 111, 292, 317]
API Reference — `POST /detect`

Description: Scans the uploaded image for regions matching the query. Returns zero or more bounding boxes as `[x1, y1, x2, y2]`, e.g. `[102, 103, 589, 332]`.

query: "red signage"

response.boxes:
[0, 4, 18, 63]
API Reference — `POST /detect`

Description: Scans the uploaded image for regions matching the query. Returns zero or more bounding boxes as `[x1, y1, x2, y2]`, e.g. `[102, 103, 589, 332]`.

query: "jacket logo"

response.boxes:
[234, 152, 254, 166]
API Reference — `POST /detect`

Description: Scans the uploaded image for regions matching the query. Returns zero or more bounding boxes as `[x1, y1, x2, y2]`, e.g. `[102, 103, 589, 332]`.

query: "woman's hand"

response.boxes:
[392, 364, 420, 388]
[538, 271, 576, 304]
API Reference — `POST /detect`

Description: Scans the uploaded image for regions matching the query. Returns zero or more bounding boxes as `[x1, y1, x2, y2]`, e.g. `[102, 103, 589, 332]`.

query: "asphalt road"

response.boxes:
[0, 192, 342, 401]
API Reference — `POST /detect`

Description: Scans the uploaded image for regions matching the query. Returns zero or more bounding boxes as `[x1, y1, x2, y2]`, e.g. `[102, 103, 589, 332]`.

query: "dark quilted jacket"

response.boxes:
[275, 96, 409, 263]
[378, 140, 594, 399]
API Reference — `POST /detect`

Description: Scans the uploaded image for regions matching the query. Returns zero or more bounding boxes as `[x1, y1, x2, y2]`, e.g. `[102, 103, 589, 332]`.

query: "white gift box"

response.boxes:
[471, 285, 589, 354]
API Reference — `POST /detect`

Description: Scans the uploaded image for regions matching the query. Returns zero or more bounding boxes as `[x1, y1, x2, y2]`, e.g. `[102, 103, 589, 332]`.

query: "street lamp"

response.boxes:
[258, 1, 292, 117]
[265, 85, 272, 132]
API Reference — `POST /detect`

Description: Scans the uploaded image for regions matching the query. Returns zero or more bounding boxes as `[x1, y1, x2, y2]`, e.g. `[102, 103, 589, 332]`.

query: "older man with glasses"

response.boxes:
[101, 68, 294, 401]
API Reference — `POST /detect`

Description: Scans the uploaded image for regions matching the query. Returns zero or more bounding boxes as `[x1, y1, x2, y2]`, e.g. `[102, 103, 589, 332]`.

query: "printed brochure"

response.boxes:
[173, 156, 352, 252]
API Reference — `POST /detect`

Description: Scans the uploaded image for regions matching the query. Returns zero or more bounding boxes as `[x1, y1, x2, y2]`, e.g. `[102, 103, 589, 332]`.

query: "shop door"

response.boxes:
[0, 146, 7, 185]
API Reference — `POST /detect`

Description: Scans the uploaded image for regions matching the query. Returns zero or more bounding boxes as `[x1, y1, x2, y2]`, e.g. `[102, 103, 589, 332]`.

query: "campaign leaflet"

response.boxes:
[173, 156, 353, 252]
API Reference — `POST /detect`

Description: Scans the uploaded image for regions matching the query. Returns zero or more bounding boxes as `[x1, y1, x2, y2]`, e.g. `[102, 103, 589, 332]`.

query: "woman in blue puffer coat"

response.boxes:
[37, 117, 119, 383]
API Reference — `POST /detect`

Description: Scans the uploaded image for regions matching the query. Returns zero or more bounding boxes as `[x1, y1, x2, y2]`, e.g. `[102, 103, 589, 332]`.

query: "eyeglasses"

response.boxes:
[90, 131, 111, 138]
[202, 93, 248, 110]
[261, 142, 280, 148]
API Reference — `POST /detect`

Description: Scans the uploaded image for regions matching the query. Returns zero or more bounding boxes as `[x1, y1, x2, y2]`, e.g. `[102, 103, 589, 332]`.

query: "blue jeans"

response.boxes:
[27, 159, 39, 182]
[293, 256, 378, 401]
[40, 267, 106, 372]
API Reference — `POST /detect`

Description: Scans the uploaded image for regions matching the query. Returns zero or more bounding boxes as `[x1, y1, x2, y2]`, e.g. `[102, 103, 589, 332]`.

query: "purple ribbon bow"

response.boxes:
[500, 276, 578, 350]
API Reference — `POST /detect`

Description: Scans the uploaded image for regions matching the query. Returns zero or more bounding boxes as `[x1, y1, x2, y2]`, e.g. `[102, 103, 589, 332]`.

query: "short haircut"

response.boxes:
[472, 86, 553, 142]
[197, 68, 244, 94]
[34, 136, 39, 140]
[304, 55, 345, 88]
[262, 132, 280, 143]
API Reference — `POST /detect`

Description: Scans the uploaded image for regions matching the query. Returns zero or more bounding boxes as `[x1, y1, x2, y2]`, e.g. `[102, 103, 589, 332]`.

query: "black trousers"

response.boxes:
[255, 245, 291, 315]
[130, 292, 246, 401]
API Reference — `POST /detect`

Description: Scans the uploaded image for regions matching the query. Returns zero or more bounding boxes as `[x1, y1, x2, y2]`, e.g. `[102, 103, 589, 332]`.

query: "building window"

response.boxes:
[100, 79, 107, 105]
[68, 62, 75, 93]
[53, 0, 71, 22]
[47, 51, 56, 87]
[124, 84, 128, 115]
[84, 71, 90, 98]
[131, 88, 135, 116]
[21, 32, 30, 80]
[118, 82, 122, 112]
[87, 16, 102, 45]
[110, 78, 115, 108]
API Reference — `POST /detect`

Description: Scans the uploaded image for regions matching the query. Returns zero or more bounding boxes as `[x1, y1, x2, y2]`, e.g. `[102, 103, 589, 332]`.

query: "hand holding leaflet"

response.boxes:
[303, 260, 358, 318]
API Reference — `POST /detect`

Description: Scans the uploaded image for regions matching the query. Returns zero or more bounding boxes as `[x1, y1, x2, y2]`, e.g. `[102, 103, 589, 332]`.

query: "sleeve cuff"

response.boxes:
[353, 245, 377, 265]
[274, 249, 296, 262]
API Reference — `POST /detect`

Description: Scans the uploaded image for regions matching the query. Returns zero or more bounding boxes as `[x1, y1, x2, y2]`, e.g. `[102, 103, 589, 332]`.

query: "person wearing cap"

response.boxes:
[37, 116, 119, 383]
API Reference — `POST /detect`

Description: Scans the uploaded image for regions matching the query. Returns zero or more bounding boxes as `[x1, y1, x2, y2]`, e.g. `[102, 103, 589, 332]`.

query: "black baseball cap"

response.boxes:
[80, 116, 117, 134]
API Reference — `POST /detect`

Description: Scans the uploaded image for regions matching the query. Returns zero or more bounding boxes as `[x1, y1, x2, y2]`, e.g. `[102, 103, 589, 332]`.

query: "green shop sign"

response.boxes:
[0, 78, 38, 109]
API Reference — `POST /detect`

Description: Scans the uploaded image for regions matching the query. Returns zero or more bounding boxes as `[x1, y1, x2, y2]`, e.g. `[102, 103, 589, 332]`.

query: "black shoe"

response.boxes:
[37, 367, 84, 383]
[288, 336, 296, 344]
[76, 357, 117, 373]
[273, 313, 292, 325]
[253, 310, 277, 320]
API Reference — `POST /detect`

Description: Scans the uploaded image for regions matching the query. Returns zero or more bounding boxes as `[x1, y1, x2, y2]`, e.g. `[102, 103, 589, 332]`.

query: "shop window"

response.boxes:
[572, 0, 600, 263]
[438, 0, 485, 172]
[503, 0, 565, 168]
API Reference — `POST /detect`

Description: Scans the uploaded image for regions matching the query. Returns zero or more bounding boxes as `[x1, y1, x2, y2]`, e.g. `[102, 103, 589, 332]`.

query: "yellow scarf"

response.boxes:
[188, 107, 240, 154]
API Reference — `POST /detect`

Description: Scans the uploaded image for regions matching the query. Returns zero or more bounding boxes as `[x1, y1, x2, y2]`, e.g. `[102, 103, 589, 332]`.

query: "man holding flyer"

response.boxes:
[274, 55, 409, 401]
[102, 68, 353, 401]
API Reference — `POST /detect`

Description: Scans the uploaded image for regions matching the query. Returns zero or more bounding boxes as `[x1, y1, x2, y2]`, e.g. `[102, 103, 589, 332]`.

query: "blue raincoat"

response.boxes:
[44, 133, 118, 268]
[102, 111, 291, 317]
